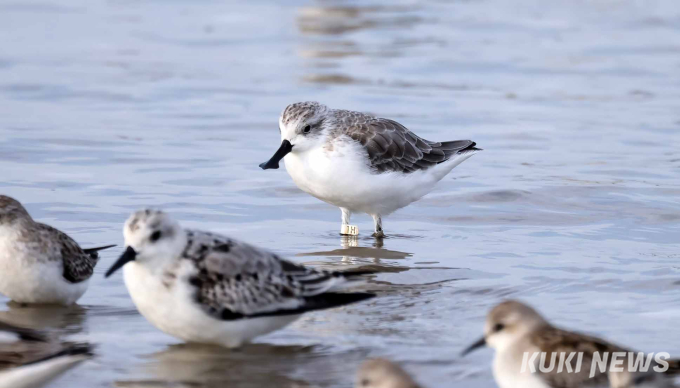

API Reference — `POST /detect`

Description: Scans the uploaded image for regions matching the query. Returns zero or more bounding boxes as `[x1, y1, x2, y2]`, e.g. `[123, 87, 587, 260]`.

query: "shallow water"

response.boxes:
[0, 0, 679, 387]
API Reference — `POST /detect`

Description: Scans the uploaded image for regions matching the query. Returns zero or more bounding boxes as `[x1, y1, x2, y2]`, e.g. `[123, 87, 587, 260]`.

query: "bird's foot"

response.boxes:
[371, 230, 385, 239]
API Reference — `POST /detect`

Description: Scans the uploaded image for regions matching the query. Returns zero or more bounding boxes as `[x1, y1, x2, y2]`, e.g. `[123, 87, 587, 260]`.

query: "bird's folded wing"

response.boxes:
[344, 118, 477, 174]
[531, 327, 629, 388]
[35, 223, 96, 284]
[183, 231, 367, 320]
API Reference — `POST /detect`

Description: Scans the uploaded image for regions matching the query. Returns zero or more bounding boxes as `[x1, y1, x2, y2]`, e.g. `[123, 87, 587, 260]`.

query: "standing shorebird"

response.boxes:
[0, 195, 114, 305]
[462, 300, 680, 388]
[104, 209, 375, 348]
[0, 319, 93, 388]
[356, 358, 423, 388]
[259, 101, 480, 238]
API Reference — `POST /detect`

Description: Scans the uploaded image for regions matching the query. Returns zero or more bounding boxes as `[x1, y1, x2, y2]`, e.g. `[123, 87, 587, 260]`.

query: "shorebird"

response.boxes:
[0, 195, 114, 305]
[356, 358, 422, 388]
[104, 209, 375, 348]
[462, 300, 680, 388]
[259, 101, 480, 237]
[0, 319, 92, 388]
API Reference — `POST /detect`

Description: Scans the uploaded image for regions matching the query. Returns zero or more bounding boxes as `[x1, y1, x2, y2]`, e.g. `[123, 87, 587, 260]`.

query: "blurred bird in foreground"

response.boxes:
[462, 300, 680, 388]
[356, 358, 422, 388]
[0, 195, 114, 305]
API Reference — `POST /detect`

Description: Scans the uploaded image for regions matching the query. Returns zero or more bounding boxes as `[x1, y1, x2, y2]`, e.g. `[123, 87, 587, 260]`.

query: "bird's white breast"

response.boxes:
[493, 344, 550, 388]
[123, 261, 202, 340]
[284, 138, 370, 202]
[122, 261, 299, 348]
[283, 137, 458, 215]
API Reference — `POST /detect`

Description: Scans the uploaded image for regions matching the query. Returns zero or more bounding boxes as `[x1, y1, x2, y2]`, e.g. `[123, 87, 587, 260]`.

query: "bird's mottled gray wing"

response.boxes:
[181, 230, 373, 320]
[342, 117, 478, 174]
[35, 223, 98, 284]
[531, 327, 628, 388]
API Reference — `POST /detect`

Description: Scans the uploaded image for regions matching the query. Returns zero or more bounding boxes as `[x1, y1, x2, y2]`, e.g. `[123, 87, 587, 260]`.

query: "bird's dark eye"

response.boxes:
[493, 323, 505, 332]
[303, 125, 311, 134]
[361, 378, 370, 387]
[150, 231, 162, 242]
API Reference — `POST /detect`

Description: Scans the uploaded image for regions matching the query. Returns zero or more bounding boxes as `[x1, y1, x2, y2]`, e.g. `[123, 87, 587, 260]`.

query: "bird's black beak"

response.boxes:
[104, 246, 137, 278]
[259, 140, 293, 170]
[461, 336, 487, 357]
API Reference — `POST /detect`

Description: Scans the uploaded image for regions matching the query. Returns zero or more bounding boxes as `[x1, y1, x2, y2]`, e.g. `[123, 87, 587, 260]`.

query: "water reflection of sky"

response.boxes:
[0, 0, 679, 387]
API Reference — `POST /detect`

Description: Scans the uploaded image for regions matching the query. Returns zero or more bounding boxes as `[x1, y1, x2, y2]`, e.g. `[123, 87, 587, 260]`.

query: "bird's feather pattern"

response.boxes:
[180, 230, 373, 320]
[530, 326, 621, 388]
[530, 326, 679, 388]
[337, 114, 478, 174]
[34, 223, 101, 284]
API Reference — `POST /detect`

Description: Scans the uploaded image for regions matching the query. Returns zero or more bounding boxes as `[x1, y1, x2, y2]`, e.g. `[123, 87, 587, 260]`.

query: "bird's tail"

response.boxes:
[332, 269, 377, 290]
[440, 140, 482, 155]
[83, 245, 116, 254]
[303, 292, 376, 312]
[83, 244, 116, 260]
[338, 269, 377, 278]
[429, 140, 480, 181]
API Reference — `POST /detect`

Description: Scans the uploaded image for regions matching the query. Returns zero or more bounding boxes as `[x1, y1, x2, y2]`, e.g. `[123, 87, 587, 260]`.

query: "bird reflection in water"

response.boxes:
[115, 343, 369, 388]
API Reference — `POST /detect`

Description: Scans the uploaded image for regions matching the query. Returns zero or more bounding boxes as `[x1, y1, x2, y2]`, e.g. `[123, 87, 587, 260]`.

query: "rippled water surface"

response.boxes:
[1, 0, 679, 387]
